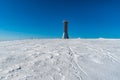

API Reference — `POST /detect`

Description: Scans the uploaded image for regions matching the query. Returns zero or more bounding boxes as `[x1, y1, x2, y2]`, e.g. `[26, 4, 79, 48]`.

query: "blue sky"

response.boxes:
[0, 0, 120, 40]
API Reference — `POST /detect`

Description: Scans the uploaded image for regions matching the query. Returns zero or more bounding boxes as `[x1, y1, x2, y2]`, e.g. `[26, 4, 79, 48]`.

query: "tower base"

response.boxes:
[62, 32, 69, 39]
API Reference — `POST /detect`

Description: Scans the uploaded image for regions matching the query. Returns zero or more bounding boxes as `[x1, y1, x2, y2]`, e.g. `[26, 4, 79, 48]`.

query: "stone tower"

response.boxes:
[62, 20, 69, 39]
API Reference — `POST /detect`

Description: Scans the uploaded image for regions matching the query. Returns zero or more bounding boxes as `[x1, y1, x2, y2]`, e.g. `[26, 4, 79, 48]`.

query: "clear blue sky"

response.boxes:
[0, 0, 120, 40]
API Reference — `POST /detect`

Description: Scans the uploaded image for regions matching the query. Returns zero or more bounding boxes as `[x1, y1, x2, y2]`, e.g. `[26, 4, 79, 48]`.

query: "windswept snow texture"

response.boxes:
[0, 39, 120, 80]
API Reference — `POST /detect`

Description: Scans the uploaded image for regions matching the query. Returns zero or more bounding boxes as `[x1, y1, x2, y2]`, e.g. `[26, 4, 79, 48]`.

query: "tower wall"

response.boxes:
[62, 20, 69, 39]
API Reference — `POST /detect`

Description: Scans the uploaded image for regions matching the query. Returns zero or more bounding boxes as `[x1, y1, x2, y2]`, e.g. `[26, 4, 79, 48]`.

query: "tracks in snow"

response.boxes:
[64, 41, 89, 80]
[68, 47, 88, 76]
[83, 42, 120, 64]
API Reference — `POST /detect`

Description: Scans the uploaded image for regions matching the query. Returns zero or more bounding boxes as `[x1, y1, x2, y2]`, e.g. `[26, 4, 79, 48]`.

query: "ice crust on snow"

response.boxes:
[0, 39, 120, 80]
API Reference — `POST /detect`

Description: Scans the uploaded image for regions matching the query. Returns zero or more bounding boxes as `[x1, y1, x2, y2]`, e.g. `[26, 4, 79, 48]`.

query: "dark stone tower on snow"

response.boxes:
[62, 20, 69, 39]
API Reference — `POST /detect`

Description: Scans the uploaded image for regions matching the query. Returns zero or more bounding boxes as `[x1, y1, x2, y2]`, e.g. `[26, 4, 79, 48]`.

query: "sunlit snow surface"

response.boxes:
[0, 39, 120, 80]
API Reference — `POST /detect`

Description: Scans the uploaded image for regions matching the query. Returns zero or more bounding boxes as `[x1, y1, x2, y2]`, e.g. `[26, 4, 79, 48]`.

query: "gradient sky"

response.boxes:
[0, 0, 120, 40]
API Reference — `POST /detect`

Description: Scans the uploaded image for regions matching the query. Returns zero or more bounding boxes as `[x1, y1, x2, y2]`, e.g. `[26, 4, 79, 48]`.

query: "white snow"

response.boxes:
[0, 39, 120, 80]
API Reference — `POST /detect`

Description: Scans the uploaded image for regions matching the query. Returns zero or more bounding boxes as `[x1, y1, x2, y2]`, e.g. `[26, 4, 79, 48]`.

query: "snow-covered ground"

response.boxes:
[0, 39, 120, 80]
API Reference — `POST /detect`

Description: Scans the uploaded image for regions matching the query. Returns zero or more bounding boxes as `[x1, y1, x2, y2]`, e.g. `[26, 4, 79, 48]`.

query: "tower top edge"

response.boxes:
[63, 20, 68, 23]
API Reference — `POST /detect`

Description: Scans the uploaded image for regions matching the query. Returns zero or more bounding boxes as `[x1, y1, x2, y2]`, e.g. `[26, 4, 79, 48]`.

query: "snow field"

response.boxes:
[0, 39, 120, 80]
